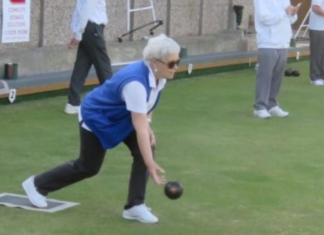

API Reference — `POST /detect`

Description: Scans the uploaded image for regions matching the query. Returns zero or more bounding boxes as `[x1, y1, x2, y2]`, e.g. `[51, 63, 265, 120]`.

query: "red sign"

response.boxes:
[10, 0, 25, 3]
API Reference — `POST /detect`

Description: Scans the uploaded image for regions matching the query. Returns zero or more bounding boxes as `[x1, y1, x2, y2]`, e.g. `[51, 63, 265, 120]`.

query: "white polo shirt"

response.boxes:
[309, 0, 324, 30]
[254, 0, 297, 48]
[71, 0, 108, 41]
[122, 66, 166, 114]
[79, 65, 166, 131]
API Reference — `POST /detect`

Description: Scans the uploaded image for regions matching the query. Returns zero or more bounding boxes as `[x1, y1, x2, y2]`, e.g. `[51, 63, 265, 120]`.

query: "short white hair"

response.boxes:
[143, 34, 181, 61]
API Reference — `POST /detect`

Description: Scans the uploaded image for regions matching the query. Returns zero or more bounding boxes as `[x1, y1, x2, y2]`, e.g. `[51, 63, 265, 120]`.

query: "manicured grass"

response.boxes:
[1, 60, 324, 235]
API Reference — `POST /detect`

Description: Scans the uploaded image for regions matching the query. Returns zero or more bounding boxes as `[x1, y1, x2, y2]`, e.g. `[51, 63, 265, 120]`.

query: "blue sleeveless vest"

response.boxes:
[81, 61, 161, 149]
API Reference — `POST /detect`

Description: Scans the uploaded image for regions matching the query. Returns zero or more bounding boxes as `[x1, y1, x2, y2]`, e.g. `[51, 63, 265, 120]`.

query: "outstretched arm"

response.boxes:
[131, 112, 165, 185]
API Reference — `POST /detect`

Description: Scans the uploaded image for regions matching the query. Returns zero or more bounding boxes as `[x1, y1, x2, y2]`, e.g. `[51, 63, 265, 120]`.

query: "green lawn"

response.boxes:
[1, 60, 324, 235]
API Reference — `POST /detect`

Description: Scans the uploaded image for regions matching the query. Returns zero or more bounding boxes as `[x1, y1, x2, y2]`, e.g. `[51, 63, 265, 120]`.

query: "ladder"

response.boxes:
[126, 0, 156, 32]
[293, 8, 311, 40]
[118, 0, 162, 42]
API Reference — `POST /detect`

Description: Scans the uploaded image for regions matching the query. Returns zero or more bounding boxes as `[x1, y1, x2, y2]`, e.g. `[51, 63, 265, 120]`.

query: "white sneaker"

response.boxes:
[311, 79, 324, 86]
[253, 109, 271, 119]
[64, 103, 80, 114]
[123, 204, 158, 224]
[268, 106, 289, 117]
[22, 176, 48, 208]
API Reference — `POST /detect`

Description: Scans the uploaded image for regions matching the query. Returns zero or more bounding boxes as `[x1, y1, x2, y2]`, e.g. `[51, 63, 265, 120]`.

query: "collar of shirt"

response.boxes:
[147, 65, 167, 91]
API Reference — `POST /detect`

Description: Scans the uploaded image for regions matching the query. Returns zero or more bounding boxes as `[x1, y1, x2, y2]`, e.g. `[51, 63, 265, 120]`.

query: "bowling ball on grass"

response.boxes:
[164, 181, 183, 200]
[285, 68, 294, 77]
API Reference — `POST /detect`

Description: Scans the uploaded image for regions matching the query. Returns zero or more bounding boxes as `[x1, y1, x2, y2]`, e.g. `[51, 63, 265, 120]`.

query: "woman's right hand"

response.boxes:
[147, 162, 166, 185]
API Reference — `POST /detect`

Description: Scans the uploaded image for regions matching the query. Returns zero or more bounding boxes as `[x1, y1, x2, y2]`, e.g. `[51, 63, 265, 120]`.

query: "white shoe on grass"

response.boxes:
[311, 79, 324, 86]
[123, 204, 158, 224]
[268, 106, 289, 117]
[22, 176, 47, 208]
[253, 109, 271, 119]
[64, 103, 79, 114]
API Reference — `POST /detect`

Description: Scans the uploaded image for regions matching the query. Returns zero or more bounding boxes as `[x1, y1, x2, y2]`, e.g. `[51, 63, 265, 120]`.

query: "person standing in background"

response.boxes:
[253, 0, 299, 119]
[309, 0, 324, 86]
[65, 0, 113, 114]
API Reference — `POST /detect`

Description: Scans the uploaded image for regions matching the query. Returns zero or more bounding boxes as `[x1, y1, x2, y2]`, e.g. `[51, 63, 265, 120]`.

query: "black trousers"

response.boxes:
[34, 125, 151, 209]
[68, 21, 113, 106]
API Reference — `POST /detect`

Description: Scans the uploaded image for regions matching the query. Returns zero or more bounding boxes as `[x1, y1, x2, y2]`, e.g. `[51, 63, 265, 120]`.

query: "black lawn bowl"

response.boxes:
[292, 70, 300, 77]
[285, 68, 294, 77]
[285, 68, 300, 77]
[164, 181, 183, 200]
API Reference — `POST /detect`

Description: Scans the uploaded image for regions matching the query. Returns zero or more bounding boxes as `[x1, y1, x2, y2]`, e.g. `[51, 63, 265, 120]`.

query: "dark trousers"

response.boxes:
[34, 126, 150, 209]
[309, 30, 324, 81]
[68, 21, 113, 106]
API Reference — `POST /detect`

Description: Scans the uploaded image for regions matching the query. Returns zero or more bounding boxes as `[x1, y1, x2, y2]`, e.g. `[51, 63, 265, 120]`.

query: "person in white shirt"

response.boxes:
[253, 0, 299, 119]
[309, 0, 324, 86]
[22, 34, 181, 224]
[65, 0, 113, 114]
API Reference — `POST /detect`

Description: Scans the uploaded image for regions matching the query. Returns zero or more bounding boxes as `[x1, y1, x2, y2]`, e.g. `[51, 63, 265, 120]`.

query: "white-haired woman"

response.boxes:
[22, 34, 181, 224]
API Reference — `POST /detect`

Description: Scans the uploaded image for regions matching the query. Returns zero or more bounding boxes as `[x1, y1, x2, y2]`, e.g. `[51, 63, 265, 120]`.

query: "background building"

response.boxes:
[0, 0, 309, 77]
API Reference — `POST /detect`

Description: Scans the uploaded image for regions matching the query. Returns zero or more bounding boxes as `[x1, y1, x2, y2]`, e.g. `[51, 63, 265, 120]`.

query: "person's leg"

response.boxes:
[318, 31, 324, 79]
[268, 49, 287, 109]
[82, 22, 113, 84]
[35, 125, 106, 195]
[122, 130, 158, 223]
[309, 30, 324, 82]
[254, 48, 277, 110]
[123, 131, 150, 209]
[67, 42, 92, 106]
